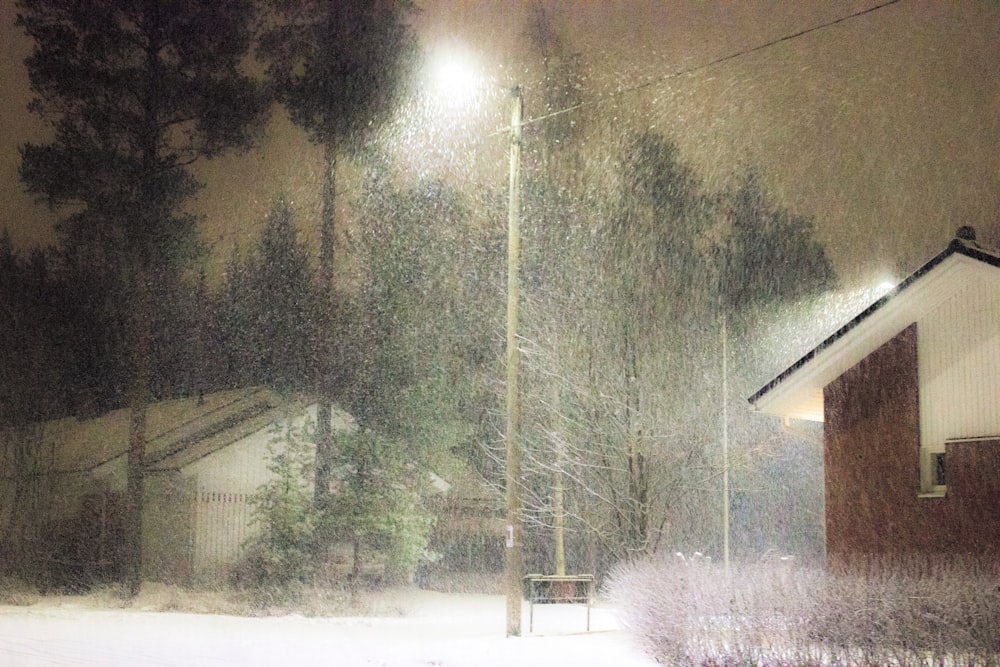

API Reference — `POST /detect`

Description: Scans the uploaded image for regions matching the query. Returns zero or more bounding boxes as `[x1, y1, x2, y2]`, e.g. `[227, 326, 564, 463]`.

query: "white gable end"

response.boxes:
[919, 273, 1000, 447]
[750, 246, 1000, 424]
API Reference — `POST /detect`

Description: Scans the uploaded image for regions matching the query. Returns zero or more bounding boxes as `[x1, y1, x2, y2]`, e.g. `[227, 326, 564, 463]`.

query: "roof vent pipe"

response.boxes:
[956, 225, 977, 241]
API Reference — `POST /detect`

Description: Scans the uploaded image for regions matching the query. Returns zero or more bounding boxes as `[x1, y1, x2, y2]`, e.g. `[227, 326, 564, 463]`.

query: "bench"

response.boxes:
[523, 573, 595, 632]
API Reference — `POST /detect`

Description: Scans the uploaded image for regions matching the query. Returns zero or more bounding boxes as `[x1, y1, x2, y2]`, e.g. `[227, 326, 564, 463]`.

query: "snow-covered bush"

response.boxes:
[608, 554, 823, 666]
[608, 554, 1000, 666]
[809, 555, 1000, 666]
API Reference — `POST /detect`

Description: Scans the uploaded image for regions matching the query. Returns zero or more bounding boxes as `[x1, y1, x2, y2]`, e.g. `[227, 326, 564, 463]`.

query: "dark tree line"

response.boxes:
[257, 0, 417, 502]
[1, 137, 835, 577]
[0, 231, 66, 427]
[11, 0, 417, 594]
[17, 0, 269, 595]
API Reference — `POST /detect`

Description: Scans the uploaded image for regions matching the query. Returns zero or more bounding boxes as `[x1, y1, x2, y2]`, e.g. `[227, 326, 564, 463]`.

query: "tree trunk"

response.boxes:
[350, 535, 361, 601]
[124, 268, 153, 597]
[314, 142, 337, 505]
[623, 320, 648, 556]
[123, 4, 166, 598]
[552, 383, 566, 576]
[553, 463, 566, 576]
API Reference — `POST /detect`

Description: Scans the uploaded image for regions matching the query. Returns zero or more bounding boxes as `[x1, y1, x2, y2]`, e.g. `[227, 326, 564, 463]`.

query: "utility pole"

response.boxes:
[505, 86, 524, 637]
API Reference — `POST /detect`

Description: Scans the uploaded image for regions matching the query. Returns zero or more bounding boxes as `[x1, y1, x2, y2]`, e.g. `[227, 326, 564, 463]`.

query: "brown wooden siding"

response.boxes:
[824, 324, 1000, 563]
[946, 438, 1000, 555]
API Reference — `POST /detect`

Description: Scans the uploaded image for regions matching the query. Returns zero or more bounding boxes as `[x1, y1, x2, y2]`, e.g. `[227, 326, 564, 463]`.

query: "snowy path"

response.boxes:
[0, 592, 656, 666]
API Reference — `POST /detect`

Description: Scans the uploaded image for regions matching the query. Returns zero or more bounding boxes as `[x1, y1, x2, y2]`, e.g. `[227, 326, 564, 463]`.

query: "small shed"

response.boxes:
[749, 228, 1000, 563]
[426, 464, 505, 575]
[0, 387, 355, 584]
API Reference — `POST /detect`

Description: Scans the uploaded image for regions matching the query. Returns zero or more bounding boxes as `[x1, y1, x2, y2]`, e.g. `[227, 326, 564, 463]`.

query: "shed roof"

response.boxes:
[748, 234, 1000, 422]
[3, 388, 353, 476]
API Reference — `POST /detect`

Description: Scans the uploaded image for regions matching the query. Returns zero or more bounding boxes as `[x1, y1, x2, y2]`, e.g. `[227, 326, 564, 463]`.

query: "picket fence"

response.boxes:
[192, 488, 255, 580]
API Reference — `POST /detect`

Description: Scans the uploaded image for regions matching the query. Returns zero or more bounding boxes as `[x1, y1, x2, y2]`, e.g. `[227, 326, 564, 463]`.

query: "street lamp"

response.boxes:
[426, 43, 481, 112]
[423, 50, 525, 636]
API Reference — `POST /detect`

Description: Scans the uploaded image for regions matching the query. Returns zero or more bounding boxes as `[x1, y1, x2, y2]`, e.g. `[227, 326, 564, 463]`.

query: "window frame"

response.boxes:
[918, 444, 946, 497]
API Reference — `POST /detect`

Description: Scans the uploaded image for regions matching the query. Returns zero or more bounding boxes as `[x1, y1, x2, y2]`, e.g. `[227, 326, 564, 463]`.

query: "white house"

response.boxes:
[0, 387, 355, 584]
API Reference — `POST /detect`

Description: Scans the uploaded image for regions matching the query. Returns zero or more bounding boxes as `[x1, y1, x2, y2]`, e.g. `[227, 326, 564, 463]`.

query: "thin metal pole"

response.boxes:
[505, 86, 524, 638]
[722, 307, 730, 576]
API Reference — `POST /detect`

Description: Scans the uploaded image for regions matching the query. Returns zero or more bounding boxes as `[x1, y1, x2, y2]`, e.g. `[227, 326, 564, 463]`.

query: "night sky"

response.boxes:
[2, 1, 998, 289]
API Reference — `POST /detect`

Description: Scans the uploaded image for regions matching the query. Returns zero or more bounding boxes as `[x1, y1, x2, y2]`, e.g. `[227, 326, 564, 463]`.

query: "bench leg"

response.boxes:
[586, 580, 594, 632]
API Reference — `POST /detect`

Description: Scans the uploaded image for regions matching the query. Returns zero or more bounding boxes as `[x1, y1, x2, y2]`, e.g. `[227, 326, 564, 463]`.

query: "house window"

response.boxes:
[931, 452, 946, 486]
[919, 446, 946, 496]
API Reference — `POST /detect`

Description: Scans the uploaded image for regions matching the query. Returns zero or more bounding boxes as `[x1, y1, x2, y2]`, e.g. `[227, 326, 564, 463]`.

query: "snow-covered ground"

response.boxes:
[0, 590, 656, 667]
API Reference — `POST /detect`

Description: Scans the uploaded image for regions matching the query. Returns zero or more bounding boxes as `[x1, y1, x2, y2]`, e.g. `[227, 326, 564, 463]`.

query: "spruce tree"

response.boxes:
[258, 0, 417, 501]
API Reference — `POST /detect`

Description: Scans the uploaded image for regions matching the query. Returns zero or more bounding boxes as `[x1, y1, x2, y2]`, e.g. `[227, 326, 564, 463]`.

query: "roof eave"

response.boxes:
[748, 237, 1000, 419]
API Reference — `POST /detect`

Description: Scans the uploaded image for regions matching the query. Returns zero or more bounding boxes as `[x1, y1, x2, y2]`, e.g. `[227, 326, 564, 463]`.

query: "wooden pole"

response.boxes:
[505, 86, 524, 637]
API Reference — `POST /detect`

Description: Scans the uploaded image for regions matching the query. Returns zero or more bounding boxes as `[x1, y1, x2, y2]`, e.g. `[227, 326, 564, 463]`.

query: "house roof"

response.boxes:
[748, 232, 1000, 422]
[3, 387, 353, 476]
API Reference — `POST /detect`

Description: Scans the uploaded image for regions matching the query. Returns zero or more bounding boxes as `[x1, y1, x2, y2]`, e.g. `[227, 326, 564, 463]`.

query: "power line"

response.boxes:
[514, 0, 903, 132]
[331, 0, 905, 201]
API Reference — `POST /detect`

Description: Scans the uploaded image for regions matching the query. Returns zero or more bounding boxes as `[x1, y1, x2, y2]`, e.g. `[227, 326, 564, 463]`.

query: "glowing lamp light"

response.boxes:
[434, 59, 475, 98]
[426, 43, 480, 110]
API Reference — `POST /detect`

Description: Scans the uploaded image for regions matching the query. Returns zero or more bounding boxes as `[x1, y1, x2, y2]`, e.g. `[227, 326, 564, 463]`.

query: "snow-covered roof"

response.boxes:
[2, 388, 353, 475]
[748, 233, 1000, 422]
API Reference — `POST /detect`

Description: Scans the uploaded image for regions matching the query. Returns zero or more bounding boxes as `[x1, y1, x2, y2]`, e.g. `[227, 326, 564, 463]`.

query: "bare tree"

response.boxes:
[515, 119, 835, 568]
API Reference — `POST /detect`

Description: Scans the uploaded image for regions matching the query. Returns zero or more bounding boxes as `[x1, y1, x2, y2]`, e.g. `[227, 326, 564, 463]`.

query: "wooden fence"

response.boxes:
[193, 489, 254, 580]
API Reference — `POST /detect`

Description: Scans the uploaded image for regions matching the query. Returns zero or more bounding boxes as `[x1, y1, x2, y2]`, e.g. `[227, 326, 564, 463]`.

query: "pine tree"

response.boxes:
[17, 0, 267, 596]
